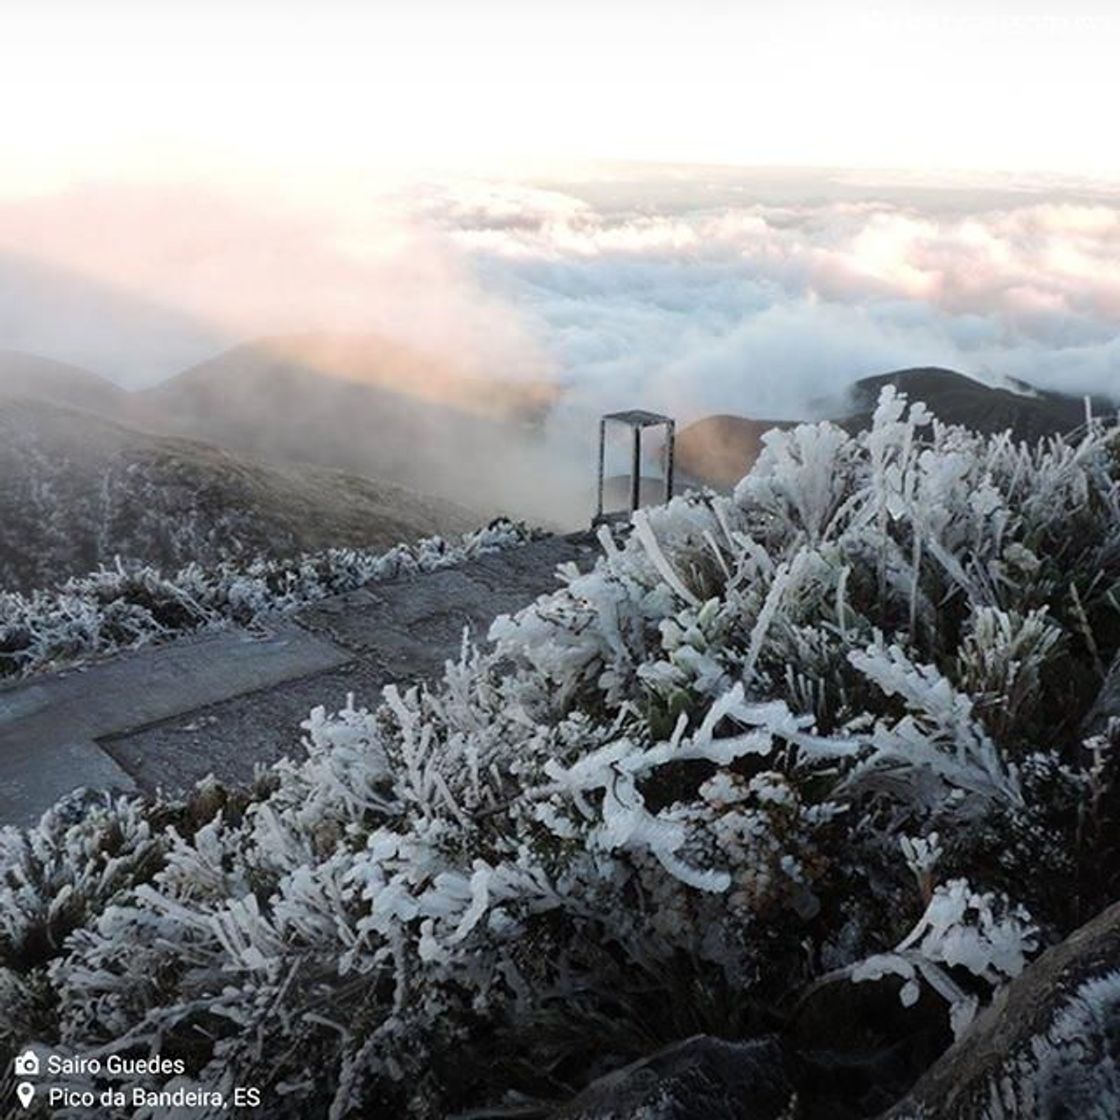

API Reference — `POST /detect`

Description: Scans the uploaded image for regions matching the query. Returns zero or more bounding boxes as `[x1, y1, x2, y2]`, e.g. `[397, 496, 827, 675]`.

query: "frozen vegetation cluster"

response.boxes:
[0, 430, 294, 596]
[2, 389, 1120, 1117]
[0, 520, 539, 680]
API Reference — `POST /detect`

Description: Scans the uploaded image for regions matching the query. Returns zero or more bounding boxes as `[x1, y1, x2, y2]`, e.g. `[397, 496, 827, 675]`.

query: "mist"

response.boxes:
[2, 166, 1119, 527]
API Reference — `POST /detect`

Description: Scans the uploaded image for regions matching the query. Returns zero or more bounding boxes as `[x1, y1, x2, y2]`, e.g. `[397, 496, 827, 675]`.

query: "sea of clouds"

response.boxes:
[419, 172, 1120, 423]
[1, 167, 1118, 426]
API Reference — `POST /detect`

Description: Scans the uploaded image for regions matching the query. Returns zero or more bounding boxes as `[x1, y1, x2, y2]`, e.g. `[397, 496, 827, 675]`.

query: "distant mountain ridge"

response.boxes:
[674, 366, 1116, 491]
[143, 331, 556, 422]
[124, 332, 560, 514]
[842, 366, 1112, 440]
[3, 346, 1113, 534]
[133, 334, 497, 487]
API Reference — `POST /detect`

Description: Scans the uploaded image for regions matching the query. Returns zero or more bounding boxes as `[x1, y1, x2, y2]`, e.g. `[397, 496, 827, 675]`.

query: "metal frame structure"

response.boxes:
[594, 410, 675, 524]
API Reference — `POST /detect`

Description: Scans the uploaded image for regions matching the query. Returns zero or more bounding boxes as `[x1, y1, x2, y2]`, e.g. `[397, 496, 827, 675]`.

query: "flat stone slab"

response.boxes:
[297, 569, 511, 669]
[102, 658, 392, 796]
[107, 535, 596, 797]
[0, 739, 137, 830]
[295, 534, 592, 654]
[0, 622, 351, 826]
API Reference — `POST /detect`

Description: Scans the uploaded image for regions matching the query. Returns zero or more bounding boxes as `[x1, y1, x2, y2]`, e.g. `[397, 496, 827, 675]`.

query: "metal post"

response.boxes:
[630, 425, 642, 512]
[664, 419, 675, 502]
[596, 417, 606, 522]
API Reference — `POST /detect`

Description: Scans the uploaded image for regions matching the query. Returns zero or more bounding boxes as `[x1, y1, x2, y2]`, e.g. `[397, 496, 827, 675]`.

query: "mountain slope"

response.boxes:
[672, 414, 796, 489]
[135, 332, 557, 503]
[0, 398, 481, 593]
[5, 402, 1120, 1117]
[0, 349, 124, 415]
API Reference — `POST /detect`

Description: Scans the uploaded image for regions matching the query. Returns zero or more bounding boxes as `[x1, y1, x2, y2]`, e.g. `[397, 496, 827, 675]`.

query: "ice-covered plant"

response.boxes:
[0, 519, 539, 679]
[900, 832, 941, 905]
[851, 878, 1038, 1038]
[0, 391, 1117, 1115]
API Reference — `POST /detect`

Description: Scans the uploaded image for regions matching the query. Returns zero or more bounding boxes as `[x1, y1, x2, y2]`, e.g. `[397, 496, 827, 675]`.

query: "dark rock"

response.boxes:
[550, 1035, 793, 1120]
[788, 969, 951, 1119]
[880, 900, 1120, 1119]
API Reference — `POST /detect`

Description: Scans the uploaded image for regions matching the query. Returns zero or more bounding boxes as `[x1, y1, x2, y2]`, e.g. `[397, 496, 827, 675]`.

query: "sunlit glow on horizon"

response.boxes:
[2, 0, 1120, 198]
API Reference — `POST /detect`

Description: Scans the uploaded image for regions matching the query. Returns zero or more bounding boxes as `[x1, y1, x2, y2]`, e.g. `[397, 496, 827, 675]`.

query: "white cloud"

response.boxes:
[421, 179, 1120, 419]
[0, 182, 551, 387]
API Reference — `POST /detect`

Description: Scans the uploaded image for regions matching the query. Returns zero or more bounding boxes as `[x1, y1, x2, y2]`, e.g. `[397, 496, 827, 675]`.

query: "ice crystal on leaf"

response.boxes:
[852, 878, 1038, 1038]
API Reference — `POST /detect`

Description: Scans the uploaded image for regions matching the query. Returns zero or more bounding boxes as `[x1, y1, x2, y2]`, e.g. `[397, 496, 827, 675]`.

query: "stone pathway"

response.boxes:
[0, 533, 596, 826]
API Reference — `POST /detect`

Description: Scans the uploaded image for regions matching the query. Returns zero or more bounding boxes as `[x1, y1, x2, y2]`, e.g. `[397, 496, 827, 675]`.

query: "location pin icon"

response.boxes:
[16, 1082, 35, 1109]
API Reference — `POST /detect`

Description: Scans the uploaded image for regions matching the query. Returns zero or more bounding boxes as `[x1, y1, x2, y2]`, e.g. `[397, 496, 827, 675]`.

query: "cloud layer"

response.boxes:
[3, 171, 1118, 410]
[422, 176, 1120, 424]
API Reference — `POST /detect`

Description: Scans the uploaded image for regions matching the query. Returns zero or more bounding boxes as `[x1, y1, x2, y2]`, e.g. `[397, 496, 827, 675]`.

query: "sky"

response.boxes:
[3, 0, 1119, 187]
[0, 0, 1118, 424]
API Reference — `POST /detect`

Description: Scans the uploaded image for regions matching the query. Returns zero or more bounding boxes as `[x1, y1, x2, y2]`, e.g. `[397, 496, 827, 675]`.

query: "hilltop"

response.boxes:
[841, 366, 1108, 439]
[674, 366, 1113, 489]
[0, 349, 124, 415]
[2, 394, 1119, 1118]
[133, 332, 558, 505]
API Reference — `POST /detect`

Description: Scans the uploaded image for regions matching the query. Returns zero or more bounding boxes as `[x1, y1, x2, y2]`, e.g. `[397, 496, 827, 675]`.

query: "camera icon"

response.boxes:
[14, 1050, 39, 1077]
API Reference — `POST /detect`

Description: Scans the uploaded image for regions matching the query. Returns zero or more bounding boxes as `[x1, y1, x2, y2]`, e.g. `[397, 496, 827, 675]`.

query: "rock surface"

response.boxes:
[790, 970, 950, 1118]
[551, 1035, 793, 1120]
[881, 900, 1120, 1119]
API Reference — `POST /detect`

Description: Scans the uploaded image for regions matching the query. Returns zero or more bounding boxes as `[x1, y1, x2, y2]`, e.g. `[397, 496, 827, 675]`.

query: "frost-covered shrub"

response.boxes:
[1, 390, 1119, 1116]
[851, 877, 1039, 1038]
[0, 519, 539, 679]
